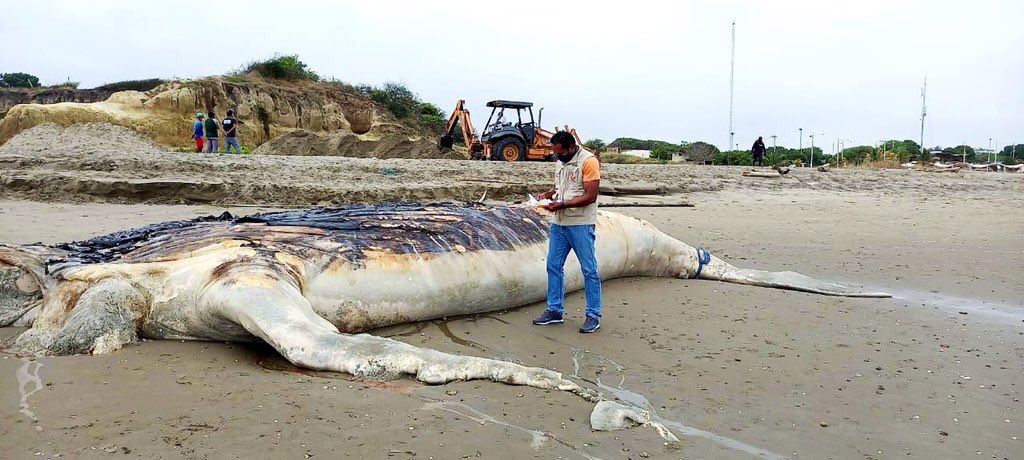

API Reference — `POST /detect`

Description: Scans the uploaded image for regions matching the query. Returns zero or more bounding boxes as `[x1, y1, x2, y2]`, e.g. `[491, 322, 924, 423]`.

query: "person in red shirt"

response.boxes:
[192, 112, 205, 153]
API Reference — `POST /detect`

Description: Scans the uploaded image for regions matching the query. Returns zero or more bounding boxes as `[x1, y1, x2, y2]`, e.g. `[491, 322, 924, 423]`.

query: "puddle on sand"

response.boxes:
[884, 286, 1024, 323]
[419, 390, 602, 460]
[434, 319, 489, 352]
[17, 357, 44, 425]
[381, 322, 429, 338]
[431, 318, 522, 364]
[572, 349, 787, 459]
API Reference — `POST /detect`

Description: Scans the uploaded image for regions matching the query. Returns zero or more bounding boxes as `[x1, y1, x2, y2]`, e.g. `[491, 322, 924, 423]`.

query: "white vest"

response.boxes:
[553, 147, 598, 226]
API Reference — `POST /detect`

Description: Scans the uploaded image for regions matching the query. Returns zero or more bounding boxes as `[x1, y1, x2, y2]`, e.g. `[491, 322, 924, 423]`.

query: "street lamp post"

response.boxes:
[836, 137, 841, 167]
[838, 138, 851, 165]
[809, 133, 819, 167]
[799, 128, 803, 166]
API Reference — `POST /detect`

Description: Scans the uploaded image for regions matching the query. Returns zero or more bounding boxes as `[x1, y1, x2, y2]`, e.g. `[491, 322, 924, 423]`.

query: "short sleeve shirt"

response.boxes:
[581, 157, 600, 182]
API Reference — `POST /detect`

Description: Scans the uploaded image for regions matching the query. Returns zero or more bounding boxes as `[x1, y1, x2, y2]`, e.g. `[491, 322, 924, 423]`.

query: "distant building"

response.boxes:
[620, 149, 651, 159]
[931, 151, 961, 163]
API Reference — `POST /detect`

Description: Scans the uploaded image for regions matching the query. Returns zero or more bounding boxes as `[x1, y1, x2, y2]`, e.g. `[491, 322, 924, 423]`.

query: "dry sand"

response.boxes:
[1, 124, 1022, 458]
[1, 122, 1021, 207]
[1, 186, 1021, 459]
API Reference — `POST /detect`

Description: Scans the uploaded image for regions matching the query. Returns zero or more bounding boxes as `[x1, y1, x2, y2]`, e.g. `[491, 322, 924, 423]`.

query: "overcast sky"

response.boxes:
[2, 0, 1021, 151]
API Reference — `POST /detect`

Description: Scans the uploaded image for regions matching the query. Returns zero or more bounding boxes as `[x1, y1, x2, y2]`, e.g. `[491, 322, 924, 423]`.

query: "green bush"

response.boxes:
[583, 138, 606, 152]
[714, 150, 752, 165]
[417, 102, 446, 133]
[240, 54, 319, 82]
[650, 146, 674, 161]
[600, 154, 667, 164]
[608, 137, 681, 151]
[52, 80, 80, 89]
[224, 74, 250, 84]
[354, 82, 447, 133]
[322, 77, 359, 93]
[765, 149, 786, 166]
[96, 78, 167, 92]
[367, 82, 420, 118]
[229, 57, 445, 133]
[0, 72, 41, 88]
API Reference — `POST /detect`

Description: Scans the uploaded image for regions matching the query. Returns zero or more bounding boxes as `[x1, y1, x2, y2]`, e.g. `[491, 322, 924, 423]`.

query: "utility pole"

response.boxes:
[728, 21, 736, 153]
[809, 133, 817, 167]
[770, 134, 777, 156]
[962, 143, 966, 163]
[798, 128, 803, 165]
[919, 77, 927, 160]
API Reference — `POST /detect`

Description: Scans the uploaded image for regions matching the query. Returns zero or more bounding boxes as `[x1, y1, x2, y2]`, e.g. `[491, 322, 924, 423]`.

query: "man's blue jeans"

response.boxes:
[546, 223, 602, 319]
[224, 137, 242, 154]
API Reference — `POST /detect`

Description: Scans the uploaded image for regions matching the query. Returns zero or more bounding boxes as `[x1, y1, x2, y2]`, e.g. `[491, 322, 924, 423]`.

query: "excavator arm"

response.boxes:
[438, 100, 482, 158]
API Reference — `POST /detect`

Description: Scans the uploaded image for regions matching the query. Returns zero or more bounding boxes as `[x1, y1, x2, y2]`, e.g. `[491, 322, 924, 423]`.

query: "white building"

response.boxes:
[619, 149, 652, 159]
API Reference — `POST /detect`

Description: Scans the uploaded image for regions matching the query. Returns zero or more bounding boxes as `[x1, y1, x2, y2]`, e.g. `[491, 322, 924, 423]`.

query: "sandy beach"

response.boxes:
[1, 175, 1021, 458]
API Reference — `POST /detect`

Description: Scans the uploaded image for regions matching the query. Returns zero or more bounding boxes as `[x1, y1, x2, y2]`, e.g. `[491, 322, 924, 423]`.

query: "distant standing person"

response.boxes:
[192, 112, 205, 152]
[751, 136, 767, 166]
[222, 109, 242, 154]
[204, 111, 220, 154]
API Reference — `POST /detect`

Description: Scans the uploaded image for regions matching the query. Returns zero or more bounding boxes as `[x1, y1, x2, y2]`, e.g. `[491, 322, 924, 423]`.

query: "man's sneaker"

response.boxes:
[532, 310, 564, 325]
[579, 316, 600, 333]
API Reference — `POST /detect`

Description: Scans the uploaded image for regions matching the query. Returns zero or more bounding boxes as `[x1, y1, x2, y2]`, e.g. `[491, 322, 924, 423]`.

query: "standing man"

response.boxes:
[192, 112, 205, 153]
[532, 131, 603, 333]
[751, 136, 767, 166]
[222, 109, 242, 154]
[204, 111, 220, 154]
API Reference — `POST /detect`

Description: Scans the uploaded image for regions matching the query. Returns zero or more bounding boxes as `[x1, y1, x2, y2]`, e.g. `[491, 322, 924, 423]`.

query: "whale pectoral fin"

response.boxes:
[209, 275, 598, 402]
[722, 267, 890, 298]
[16, 278, 149, 355]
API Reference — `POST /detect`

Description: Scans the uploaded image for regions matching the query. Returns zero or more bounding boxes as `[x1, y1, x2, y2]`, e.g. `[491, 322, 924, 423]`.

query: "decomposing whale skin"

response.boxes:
[0, 203, 887, 399]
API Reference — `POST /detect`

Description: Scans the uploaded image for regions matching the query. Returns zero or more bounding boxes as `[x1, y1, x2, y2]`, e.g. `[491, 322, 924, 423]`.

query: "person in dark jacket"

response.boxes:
[751, 136, 767, 166]
[204, 111, 221, 154]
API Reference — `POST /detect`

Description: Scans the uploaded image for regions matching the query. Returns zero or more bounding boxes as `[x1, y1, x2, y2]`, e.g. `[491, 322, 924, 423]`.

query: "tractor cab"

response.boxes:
[438, 98, 580, 162]
[480, 100, 539, 161]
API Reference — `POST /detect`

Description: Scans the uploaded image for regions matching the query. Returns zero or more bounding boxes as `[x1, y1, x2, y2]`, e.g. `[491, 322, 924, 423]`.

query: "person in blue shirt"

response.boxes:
[192, 112, 205, 152]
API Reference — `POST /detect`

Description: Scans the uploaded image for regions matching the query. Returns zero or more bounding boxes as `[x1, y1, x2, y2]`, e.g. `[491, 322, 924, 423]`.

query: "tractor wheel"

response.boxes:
[494, 137, 527, 162]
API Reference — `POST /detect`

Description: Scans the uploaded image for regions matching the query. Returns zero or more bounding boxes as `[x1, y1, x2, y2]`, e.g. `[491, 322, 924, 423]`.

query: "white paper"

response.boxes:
[527, 194, 552, 207]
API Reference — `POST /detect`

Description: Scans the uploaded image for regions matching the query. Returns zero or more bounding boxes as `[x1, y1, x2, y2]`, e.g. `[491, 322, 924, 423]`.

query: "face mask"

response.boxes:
[556, 146, 578, 163]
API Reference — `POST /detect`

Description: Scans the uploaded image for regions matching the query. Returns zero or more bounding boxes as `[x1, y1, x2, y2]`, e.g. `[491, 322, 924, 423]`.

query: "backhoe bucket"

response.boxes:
[438, 135, 454, 150]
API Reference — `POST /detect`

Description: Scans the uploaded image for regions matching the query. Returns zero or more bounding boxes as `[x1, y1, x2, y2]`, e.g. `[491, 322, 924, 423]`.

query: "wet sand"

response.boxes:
[1, 188, 1021, 459]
